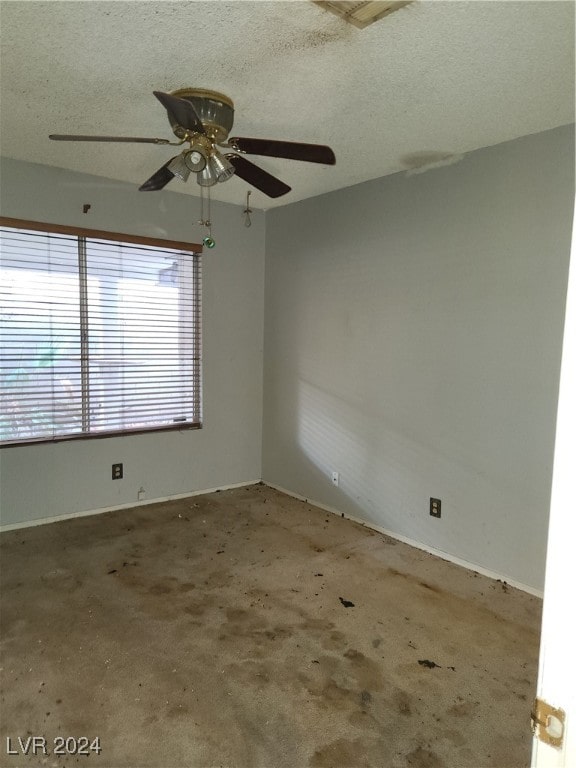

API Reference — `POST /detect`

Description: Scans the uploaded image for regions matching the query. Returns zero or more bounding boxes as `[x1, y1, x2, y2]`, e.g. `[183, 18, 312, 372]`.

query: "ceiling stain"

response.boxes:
[401, 151, 466, 176]
[1, 1, 572, 209]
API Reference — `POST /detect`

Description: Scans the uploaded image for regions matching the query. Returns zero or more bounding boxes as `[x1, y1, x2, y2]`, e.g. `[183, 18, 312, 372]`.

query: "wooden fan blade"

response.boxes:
[229, 137, 335, 165]
[139, 158, 176, 191]
[49, 134, 171, 144]
[153, 91, 205, 135]
[226, 155, 291, 198]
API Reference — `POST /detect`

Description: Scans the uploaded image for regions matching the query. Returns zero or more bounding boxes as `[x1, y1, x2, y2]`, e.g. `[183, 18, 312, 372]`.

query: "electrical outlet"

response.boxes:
[331, 471, 339, 487]
[112, 463, 123, 480]
[430, 498, 441, 518]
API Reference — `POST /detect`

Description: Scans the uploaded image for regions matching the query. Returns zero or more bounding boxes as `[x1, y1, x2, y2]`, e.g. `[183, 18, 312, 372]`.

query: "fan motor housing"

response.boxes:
[169, 88, 235, 143]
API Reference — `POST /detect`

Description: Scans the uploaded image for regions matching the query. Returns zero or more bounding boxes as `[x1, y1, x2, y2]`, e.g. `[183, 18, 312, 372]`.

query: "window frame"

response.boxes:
[0, 217, 203, 448]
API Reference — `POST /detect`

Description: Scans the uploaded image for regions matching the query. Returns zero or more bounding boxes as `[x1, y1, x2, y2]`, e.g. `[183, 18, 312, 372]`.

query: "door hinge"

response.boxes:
[531, 697, 565, 749]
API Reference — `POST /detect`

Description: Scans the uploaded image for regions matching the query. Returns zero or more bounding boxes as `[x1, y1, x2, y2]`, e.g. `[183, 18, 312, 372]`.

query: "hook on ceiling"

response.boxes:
[243, 190, 252, 228]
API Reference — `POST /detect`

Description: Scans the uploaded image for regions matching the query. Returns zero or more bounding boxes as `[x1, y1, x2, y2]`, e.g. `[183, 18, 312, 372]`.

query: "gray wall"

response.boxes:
[262, 125, 575, 592]
[1, 127, 574, 592]
[0, 158, 265, 526]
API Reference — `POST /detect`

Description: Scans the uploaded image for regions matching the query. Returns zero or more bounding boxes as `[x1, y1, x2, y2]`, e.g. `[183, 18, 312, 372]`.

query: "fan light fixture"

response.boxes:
[184, 148, 207, 172]
[211, 151, 235, 182]
[170, 146, 235, 188]
[197, 162, 218, 187]
[167, 154, 191, 181]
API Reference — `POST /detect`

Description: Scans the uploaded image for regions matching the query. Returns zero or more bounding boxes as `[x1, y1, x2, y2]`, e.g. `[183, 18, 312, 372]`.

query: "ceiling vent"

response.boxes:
[313, 1, 411, 29]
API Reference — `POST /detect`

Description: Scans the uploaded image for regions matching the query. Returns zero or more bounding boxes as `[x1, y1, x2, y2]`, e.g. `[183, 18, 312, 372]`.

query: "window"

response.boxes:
[0, 219, 202, 446]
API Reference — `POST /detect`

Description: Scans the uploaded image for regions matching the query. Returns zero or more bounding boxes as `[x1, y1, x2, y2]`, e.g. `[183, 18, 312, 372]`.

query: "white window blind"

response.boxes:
[0, 222, 201, 445]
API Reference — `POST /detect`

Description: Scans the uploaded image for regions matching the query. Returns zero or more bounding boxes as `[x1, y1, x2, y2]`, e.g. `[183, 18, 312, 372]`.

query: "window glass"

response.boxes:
[0, 225, 201, 445]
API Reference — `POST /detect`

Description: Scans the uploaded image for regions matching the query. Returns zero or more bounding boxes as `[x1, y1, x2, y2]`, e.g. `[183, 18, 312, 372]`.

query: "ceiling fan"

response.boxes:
[49, 88, 336, 198]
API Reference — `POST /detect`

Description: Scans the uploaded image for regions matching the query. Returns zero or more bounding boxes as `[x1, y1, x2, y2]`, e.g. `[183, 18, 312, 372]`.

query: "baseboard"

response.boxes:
[265, 482, 544, 599]
[0, 480, 261, 533]
[1, 478, 544, 598]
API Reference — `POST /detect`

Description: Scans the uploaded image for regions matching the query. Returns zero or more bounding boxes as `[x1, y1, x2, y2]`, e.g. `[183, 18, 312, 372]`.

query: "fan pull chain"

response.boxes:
[199, 186, 215, 249]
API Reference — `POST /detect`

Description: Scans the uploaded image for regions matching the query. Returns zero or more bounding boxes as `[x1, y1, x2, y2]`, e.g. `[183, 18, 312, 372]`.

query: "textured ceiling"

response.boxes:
[0, 1, 574, 210]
